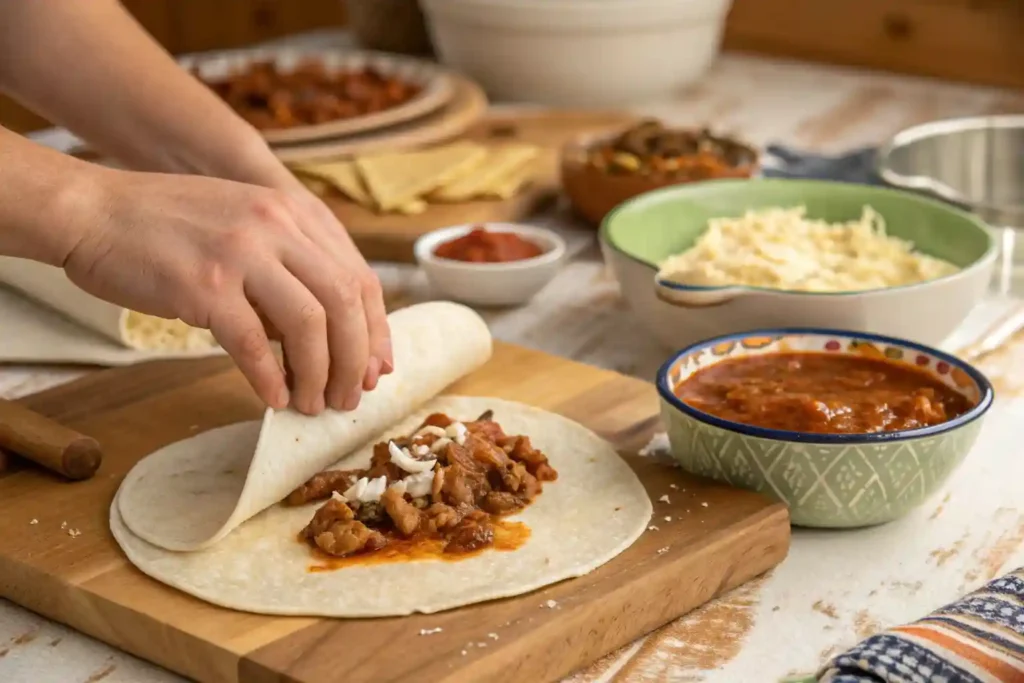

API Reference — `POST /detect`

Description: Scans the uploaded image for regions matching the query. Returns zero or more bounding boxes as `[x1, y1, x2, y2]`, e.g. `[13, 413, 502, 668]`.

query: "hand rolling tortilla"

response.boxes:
[111, 302, 652, 617]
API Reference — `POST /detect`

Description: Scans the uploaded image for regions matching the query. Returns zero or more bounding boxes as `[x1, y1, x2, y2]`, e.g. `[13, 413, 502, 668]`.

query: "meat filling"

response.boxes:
[292, 411, 558, 559]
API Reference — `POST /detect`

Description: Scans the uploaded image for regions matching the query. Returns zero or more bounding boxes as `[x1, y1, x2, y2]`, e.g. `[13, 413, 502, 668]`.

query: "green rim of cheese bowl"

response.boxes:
[656, 328, 993, 529]
[600, 177, 997, 295]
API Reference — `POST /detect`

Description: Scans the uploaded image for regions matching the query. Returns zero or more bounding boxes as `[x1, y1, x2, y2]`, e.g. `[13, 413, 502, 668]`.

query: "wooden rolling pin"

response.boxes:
[0, 398, 102, 480]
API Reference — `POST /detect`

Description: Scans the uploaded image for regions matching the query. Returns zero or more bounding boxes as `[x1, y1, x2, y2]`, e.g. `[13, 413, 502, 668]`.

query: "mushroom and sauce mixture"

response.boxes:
[285, 411, 558, 558]
[587, 119, 756, 180]
[195, 60, 421, 130]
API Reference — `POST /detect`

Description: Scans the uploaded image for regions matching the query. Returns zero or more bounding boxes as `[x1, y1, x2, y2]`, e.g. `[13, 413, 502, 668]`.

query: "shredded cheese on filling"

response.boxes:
[656, 206, 960, 292]
[122, 311, 218, 352]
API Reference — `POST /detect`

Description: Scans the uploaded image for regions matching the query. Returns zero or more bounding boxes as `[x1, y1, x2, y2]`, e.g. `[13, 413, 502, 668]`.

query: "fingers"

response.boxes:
[245, 263, 330, 415]
[208, 297, 289, 410]
[282, 248, 371, 412]
[289, 193, 393, 384]
[359, 271, 392, 391]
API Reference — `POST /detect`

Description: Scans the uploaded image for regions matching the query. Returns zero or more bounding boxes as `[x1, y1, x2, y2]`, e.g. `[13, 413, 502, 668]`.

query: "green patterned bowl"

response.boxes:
[657, 329, 994, 528]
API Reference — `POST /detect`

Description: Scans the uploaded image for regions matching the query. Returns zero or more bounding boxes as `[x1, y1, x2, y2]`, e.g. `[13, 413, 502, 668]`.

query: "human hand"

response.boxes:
[64, 167, 392, 415]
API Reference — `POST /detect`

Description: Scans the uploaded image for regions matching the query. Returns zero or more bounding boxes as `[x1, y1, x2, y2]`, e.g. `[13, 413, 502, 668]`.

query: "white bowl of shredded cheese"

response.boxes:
[600, 179, 997, 349]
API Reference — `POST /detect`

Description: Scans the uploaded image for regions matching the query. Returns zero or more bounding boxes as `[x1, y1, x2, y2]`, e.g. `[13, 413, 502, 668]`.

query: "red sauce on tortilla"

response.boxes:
[306, 519, 530, 572]
[434, 227, 544, 263]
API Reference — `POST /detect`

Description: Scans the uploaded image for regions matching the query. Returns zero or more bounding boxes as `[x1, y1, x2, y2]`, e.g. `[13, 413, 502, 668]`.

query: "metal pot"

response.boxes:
[876, 115, 1024, 293]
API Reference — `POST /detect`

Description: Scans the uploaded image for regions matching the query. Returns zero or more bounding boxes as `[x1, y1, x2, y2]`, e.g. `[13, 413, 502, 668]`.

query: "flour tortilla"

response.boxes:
[110, 396, 652, 616]
[117, 301, 494, 551]
[0, 257, 218, 354]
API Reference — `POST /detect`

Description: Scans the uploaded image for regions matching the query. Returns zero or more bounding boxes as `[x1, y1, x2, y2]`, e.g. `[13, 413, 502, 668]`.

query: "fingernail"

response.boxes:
[343, 385, 362, 411]
[363, 358, 380, 391]
[275, 386, 290, 410]
[380, 340, 394, 374]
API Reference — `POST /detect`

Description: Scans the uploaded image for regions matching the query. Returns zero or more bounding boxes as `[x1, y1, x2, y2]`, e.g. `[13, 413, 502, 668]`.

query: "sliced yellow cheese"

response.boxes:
[292, 161, 375, 208]
[430, 144, 539, 202]
[355, 142, 488, 211]
[482, 157, 542, 200]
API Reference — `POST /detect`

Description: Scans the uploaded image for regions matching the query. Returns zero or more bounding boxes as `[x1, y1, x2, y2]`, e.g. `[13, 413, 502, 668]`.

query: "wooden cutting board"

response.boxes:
[320, 110, 638, 262]
[0, 343, 790, 683]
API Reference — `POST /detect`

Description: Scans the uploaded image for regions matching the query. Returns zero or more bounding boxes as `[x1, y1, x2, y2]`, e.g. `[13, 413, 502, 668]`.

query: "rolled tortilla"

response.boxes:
[110, 397, 652, 617]
[117, 301, 494, 551]
[0, 256, 217, 352]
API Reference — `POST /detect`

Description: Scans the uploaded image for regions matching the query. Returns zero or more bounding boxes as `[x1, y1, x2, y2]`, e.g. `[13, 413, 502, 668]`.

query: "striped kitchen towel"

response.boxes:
[815, 567, 1024, 683]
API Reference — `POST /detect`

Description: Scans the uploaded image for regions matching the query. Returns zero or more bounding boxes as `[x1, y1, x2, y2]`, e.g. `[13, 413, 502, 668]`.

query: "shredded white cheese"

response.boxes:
[389, 470, 434, 498]
[342, 476, 388, 503]
[657, 206, 959, 292]
[446, 422, 468, 445]
[388, 441, 436, 474]
[429, 437, 452, 454]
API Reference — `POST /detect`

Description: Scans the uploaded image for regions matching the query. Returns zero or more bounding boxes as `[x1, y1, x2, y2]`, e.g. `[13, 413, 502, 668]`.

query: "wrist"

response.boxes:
[45, 161, 112, 268]
[205, 125, 299, 192]
[0, 128, 109, 267]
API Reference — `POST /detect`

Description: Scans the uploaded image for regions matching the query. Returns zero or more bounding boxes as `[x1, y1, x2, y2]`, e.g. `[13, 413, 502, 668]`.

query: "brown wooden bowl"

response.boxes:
[560, 129, 759, 227]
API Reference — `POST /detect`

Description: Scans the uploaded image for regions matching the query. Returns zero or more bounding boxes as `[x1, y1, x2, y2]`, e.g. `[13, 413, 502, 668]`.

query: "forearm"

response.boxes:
[0, 127, 100, 267]
[0, 0, 295, 190]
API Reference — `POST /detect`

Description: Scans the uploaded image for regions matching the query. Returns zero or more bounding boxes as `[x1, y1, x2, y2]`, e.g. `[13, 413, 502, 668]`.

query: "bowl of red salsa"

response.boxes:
[414, 223, 566, 306]
[656, 328, 993, 528]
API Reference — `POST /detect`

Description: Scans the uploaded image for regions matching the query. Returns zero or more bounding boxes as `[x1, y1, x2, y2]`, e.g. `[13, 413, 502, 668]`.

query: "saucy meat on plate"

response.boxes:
[285, 410, 558, 562]
[196, 60, 421, 130]
[674, 352, 974, 434]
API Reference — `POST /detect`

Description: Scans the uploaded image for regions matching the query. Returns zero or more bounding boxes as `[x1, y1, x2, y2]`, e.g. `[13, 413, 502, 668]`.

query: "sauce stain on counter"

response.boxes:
[963, 509, 1024, 584]
[84, 663, 117, 683]
[11, 629, 38, 646]
[853, 610, 885, 641]
[610, 575, 768, 682]
[929, 533, 968, 568]
[812, 600, 839, 620]
[928, 492, 952, 521]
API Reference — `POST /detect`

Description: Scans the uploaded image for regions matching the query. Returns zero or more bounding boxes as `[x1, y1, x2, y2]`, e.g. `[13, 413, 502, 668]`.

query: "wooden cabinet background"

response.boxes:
[723, 0, 1024, 93]
[0, 0, 348, 133]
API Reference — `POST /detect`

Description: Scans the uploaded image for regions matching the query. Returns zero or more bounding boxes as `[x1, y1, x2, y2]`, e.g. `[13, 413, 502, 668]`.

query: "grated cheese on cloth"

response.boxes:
[657, 206, 959, 292]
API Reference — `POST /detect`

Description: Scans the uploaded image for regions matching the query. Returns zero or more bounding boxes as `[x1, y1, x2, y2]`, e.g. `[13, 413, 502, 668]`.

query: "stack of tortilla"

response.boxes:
[291, 141, 542, 215]
[111, 302, 652, 617]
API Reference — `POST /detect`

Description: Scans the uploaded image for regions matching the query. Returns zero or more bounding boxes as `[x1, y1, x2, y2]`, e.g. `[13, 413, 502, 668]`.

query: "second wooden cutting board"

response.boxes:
[319, 110, 637, 262]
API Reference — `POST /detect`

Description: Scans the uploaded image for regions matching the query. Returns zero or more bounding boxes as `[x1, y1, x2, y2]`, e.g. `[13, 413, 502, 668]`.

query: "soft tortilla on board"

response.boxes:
[0, 256, 218, 354]
[110, 396, 652, 616]
[111, 301, 652, 616]
[117, 301, 494, 551]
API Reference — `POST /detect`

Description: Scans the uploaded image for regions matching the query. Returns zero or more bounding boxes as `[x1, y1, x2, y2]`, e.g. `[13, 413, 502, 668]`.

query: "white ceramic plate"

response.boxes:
[180, 47, 456, 146]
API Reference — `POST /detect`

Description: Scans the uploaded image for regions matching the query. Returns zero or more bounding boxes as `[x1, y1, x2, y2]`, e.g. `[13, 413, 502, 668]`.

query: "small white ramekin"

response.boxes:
[413, 223, 566, 307]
